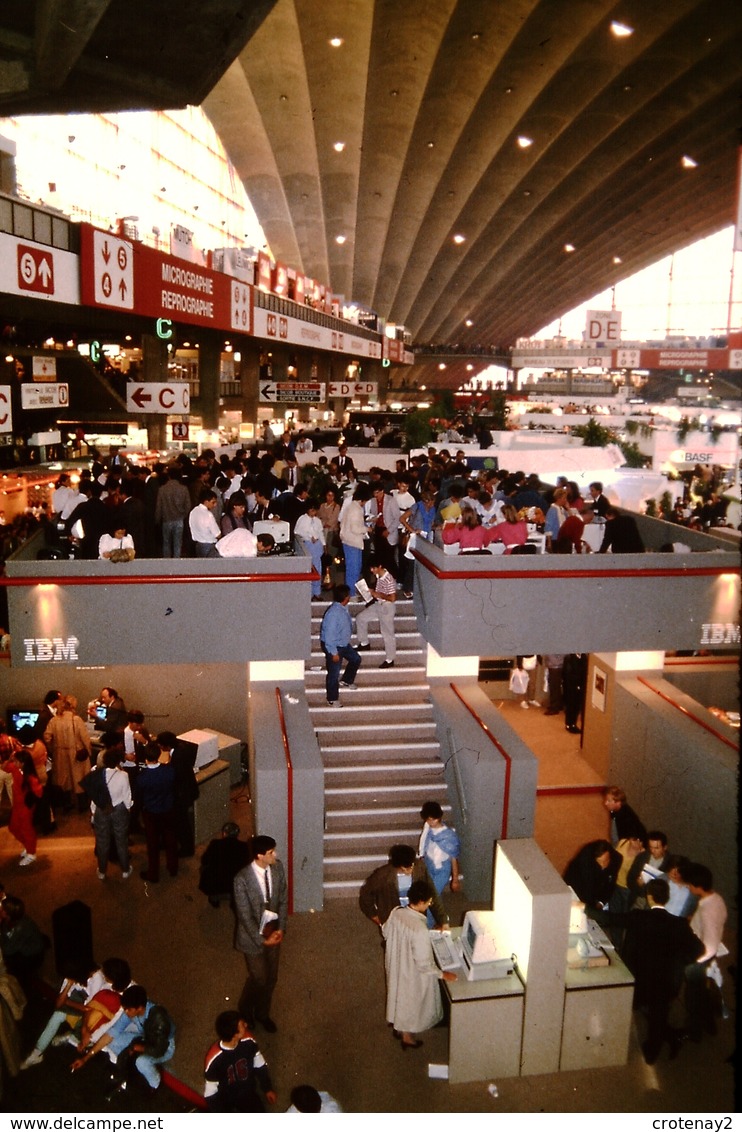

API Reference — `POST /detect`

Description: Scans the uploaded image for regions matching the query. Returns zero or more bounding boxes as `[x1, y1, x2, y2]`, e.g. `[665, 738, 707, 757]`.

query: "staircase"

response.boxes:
[307, 597, 451, 900]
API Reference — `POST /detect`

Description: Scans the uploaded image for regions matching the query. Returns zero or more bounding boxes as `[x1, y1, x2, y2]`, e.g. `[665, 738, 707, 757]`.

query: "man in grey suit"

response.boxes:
[233, 835, 288, 1034]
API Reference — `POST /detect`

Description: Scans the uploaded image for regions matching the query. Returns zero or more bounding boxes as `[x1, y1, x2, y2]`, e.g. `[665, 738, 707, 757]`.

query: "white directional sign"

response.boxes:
[126, 383, 190, 414]
[0, 386, 11, 432]
[328, 381, 378, 399]
[92, 230, 134, 309]
[259, 382, 325, 404]
[21, 383, 69, 410]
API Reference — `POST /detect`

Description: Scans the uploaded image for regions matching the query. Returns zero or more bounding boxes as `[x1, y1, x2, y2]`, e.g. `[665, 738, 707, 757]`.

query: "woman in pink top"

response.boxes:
[442, 508, 494, 553]
[491, 505, 529, 553]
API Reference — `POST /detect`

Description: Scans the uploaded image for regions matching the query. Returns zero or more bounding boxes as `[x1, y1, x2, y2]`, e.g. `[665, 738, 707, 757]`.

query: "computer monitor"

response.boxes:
[567, 887, 588, 935]
[94, 704, 108, 727]
[7, 708, 40, 738]
[461, 910, 504, 965]
[177, 729, 218, 770]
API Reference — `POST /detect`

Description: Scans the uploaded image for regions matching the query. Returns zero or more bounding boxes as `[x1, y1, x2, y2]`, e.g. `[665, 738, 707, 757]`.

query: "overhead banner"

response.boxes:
[614, 348, 731, 370]
[79, 224, 253, 336]
[585, 309, 622, 343]
[252, 307, 382, 358]
[511, 352, 610, 369]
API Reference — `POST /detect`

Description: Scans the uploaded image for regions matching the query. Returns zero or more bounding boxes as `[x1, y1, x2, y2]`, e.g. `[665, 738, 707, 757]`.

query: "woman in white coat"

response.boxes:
[381, 880, 456, 1050]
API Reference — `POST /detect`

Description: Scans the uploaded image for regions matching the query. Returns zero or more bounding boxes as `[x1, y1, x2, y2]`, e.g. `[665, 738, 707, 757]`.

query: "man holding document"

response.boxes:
[355, 562, 397, 668]
[234, 836, 288, 1033]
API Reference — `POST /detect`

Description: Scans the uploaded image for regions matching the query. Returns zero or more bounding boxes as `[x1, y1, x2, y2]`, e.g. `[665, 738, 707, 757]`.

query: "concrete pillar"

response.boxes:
[198, 331, 221, 430]
[239, 342, 261, 430]
[140, 334, 170, 449]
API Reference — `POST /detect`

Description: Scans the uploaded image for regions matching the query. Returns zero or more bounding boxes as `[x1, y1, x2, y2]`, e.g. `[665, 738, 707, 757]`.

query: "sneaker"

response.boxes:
[97, 870, 106, 881]
[520, 701, 530, 709]
[379, 660, 395, 669]
[121, 868, 132, 880]
[20, 1049, 44, 1069]
[529, 700, 540, 707]
[19, 853, 36, 867]
[52, 1032, 79, 1048]
[19, 850, 29, 861]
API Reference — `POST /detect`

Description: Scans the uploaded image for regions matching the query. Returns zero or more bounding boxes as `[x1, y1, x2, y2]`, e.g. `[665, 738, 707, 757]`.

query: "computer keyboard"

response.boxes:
[430, 931, 463, 971]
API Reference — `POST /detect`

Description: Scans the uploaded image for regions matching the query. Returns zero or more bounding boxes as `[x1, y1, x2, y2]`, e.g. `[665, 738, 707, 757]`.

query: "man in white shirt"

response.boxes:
[681, 862, 727, 1042]
[294, 501, 325, 599]
[189, 490, 221, 556]
[216, 527, 258, 558]
[355, 563, 397, 667]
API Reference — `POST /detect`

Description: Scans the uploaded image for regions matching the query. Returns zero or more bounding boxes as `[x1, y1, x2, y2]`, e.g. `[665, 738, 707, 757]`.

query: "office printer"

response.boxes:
[460, 910, 515, 981]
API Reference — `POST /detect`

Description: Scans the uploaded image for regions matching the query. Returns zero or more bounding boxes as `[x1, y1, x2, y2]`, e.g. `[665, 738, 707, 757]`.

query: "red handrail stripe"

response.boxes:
[412, 550, 737, 581]
[450, 683, 511, 838]
[636, 676, 738, 751]
[664, 657, 737, 666]
[274, 687, 294, 915]
[0, 570, 319, 586]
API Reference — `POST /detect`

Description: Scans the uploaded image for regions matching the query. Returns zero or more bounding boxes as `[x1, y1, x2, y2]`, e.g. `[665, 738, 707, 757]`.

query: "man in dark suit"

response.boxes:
[622, 877, 704, 1064]
[233, 836, 288, 1033]
[599, 507, 645, 553]
[157, 731, 199, 858]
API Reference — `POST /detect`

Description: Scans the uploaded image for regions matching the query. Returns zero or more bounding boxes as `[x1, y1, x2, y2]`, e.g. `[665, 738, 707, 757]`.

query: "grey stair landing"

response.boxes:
[307, 597, 451, 900]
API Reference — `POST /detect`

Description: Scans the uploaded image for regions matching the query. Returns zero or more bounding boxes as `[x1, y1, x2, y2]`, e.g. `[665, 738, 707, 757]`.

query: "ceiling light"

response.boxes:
[427, 141, 435, 148]
[335, 235, 346, 245]
[466, 364, 473, 371]
[453, 234, 466, 244]
[516, 135, 533, 149]
[613, 256, 622, 264]
[471, 32, 481, 40]
[523, 190, 532, 197]
[610, 21, 634, 37]
[438, 363, 447, 370]
[564, 243, 575, 253]
[329, 37, 343, 47]
[465, 319, 473, 327]
[333, 141, 345, 152]
[681, 155, 698, 168]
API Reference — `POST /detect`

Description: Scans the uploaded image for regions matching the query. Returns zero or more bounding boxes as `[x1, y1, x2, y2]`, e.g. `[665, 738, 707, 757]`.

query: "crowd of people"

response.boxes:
[563, 786, 729, 1065]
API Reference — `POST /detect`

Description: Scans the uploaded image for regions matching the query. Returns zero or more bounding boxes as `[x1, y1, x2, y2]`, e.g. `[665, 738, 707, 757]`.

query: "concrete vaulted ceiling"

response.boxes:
[0, 1, 740, 351]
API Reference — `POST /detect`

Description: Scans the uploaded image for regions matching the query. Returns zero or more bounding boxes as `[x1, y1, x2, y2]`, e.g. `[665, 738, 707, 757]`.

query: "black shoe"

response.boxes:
[356, 643, 371, 651]
[379, 660, 395, 668]
[566, 725, 580, 734]
[259, 1017, 277, 1033]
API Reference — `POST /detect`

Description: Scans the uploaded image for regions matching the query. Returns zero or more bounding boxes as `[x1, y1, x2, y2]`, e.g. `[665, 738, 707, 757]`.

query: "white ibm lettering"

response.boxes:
[699, 623, 740, 647]
[23, 636, 80, 662]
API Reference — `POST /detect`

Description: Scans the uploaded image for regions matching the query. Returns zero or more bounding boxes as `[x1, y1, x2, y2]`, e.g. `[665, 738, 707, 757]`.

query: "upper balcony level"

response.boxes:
[2, 516, 738, 672]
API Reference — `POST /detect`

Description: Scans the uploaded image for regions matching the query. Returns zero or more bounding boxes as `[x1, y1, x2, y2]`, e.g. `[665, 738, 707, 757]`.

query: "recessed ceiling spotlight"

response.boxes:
[564, 243, 575, 253]
[516, 135, 533, 148]
[610, 20, 634, 37]
[504, 87, 513, 94]
[465, 319, 473, 327]
[453, 234, 466, 244]
[329, 37, 344, 47]
[427, 141, 435, 148]
[523, 189, 532, 197]
[681, 155, 698, 168]
[335, 234, 346, 245]
[466, 364, 473, 371]
[613, 255, 623, 264]
[471, 32, 481, 40]
[438, 363, 447, 370]
[333, 141, 345, 152]
[279, 94, 288, 102]
[390, 89, 399, 97]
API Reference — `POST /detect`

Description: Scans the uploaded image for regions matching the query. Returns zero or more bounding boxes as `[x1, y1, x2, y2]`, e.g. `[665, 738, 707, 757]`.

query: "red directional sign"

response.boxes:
[126, 383, 190, 414]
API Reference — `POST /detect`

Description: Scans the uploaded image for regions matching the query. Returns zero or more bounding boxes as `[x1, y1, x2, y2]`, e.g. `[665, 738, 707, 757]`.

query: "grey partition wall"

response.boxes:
[430, 682, 538, 902]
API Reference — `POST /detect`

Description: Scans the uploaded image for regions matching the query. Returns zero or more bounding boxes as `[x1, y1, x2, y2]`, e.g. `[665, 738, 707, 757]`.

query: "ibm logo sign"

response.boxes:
[23, 637, 80, 663]
[699, 623, 740, 647]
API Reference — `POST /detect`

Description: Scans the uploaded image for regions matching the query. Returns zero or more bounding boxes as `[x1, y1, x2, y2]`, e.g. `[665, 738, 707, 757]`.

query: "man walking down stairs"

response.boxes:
[307, 595, 453, 904]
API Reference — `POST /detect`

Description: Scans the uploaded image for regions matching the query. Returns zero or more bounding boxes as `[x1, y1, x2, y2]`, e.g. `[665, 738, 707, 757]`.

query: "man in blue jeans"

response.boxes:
[319, 584, 361, 706]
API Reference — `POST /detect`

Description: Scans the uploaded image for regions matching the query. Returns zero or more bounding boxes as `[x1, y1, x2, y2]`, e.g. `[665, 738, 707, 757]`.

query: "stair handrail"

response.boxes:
[274, 687, 294, 915]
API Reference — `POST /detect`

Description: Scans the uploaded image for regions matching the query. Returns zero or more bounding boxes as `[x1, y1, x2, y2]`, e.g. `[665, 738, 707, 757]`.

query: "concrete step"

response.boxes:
[323, 742, 441, 761]
[317, 722, 437, 747]
[325, 756, 443, 777]
[323, 827, 421, 849]
[325, 772, 446, 797]
[307, 684, 430, 707]
[324, 803, 451, 833]
[323, 878, 367, 898]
